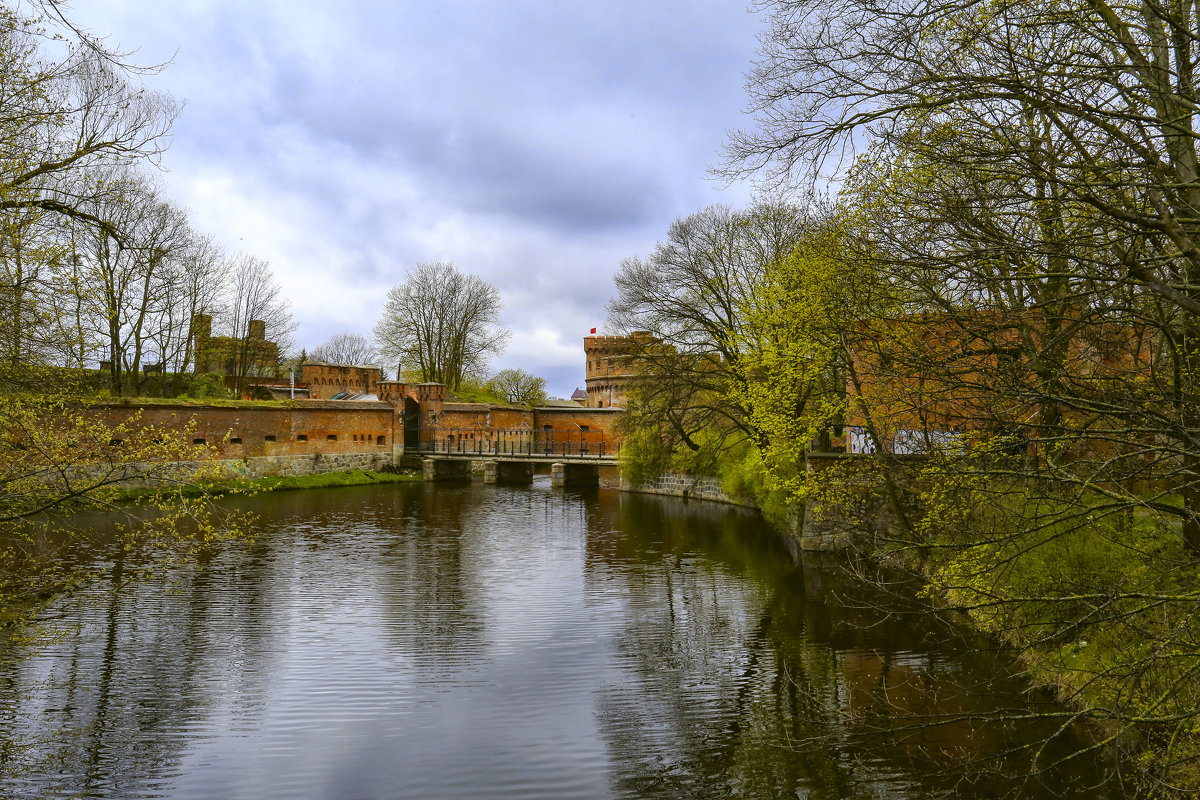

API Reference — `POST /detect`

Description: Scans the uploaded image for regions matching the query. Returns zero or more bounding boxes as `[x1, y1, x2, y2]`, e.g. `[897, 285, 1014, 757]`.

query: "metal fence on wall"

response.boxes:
[409, 427, 616, 458]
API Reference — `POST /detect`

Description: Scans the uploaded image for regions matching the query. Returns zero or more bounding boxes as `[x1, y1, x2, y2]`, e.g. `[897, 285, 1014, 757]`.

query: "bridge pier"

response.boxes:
[483, 460, 533, 485]
[551, 461, 599, 488]
[423, 458, 470, 482]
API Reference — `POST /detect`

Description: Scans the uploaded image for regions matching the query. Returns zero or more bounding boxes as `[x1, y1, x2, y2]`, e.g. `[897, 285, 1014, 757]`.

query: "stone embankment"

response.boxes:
[621, 472, 753, 506]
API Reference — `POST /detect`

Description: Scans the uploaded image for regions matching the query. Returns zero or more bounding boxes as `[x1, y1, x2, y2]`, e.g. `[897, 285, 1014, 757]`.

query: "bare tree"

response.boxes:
[0, 6, 178, 236]
[486, 368, 548, 406]
[153, 232, 228, 375]
[0, 5, 178, 384]
[607, 202, 818, 455]
[222, 254, 296, 393]
[0, 206, 64, 372]
[75, 172, 192, 394]
[309, 332, 379, 366]
[374, 262, 509, 390]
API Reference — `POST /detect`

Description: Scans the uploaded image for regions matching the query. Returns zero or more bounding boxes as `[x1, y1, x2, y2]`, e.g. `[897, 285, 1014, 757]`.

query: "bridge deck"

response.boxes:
[413, 450, 617, 466]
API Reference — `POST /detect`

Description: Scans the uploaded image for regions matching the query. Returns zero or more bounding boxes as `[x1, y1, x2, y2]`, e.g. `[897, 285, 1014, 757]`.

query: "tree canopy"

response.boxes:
[374, 262, 509, 391]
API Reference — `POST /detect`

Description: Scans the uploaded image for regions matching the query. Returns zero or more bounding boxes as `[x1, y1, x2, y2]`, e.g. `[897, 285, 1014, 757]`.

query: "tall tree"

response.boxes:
[374, 262, 509, 390]
[607, 202, 817, 459]
[721, 3, 1200, 790]
[222, 254, 295, 393]
[309, 332, 378, 366]
[78, 172, 190, 394]
[486, 368, 548, 406]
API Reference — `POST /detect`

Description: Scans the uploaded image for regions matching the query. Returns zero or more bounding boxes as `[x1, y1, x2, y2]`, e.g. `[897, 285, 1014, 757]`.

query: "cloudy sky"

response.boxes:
[69, 1, 763, 397]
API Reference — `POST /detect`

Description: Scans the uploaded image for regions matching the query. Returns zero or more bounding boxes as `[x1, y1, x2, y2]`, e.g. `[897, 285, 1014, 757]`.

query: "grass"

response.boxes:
[96, 396, 297, 408]
[120, 469, 421, 501]
[446, 384, 516, 405]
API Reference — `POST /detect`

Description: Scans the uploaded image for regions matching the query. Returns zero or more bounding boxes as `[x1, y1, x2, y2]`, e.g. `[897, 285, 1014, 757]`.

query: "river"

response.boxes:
[0, 479, 1123, 799]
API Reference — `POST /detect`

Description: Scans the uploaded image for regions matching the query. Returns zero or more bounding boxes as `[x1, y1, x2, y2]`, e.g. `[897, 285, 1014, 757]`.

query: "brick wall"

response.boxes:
[301, 363, 382, 399]
[89, 394, 627, 471]
[95, 400, 399, 459]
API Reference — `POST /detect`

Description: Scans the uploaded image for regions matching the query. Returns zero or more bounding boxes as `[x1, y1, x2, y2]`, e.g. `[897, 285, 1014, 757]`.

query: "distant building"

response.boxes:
[191, 314, 280, 378]
[570, 387, 587, 404]
[301, 362, 382, 399]
[583, 332, 655, 408]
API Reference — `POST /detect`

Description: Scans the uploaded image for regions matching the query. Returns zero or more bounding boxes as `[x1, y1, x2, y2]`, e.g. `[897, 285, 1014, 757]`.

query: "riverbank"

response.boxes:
[623, 459, 1196, 794]
[120, 468, 422, 501]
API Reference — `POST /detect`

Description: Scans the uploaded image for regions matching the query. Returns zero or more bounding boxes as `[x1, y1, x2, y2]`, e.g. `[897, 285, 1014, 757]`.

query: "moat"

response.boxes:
[0, 481, 1121, 799]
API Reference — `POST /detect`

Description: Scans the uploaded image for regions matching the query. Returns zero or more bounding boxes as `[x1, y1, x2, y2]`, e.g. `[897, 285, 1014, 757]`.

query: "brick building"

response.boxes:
[583, 332, 657, 408]
[191, 314, 280, 379]
[844, 311, 1156, 454]
[92, 330, 633, 472]
[301, 362, 382, 399]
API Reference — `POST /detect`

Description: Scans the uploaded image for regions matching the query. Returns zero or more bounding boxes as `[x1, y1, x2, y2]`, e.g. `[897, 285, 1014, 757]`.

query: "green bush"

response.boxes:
[618, 425, 672, 486]
[183, 373, 232, 399]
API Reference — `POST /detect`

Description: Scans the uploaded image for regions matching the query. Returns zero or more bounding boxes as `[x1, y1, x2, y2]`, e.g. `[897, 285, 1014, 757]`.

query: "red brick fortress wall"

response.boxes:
[300, 363, 382, 399]
[95, 400, 398, 459]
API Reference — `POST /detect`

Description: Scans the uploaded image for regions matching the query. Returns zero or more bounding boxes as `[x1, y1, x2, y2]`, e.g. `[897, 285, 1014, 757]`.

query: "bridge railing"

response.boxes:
[408, 426, 618, 459]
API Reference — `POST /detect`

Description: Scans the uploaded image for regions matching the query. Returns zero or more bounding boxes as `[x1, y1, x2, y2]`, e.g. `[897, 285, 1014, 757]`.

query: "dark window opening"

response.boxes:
[376, 435, 385, 445]
[265, 435, 276, 442]
[109, 438, 124, 447]
[327, 434, 337, 441]
[230, 437, 242, 445]
[193, 438, 206, 445]
[297, 434, 308, 442]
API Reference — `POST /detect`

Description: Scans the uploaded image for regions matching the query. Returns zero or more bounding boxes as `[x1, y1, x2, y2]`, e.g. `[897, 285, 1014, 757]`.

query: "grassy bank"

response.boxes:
[120, 469, 422, 501]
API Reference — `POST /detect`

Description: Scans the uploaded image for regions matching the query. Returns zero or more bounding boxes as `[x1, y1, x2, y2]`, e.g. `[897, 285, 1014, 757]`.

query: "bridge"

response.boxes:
[409, 426, 619, 487]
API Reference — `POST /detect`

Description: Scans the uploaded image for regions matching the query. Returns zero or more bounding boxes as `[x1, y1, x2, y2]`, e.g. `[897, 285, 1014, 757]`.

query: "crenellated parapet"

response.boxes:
[582, 331, 655, 408]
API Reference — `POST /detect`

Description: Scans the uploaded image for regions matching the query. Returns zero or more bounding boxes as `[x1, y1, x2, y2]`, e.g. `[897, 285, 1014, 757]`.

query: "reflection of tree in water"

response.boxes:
[372, 483, 487, 678]
[0, 483, 454, 798]
[0, 520, 277, 798]
[589, 492, 1122, 799]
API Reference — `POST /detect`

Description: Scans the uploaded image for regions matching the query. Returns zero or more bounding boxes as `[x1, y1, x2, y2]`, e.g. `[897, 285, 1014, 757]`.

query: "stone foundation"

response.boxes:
[221, 451, 397, 479]
[621, 472, 753, 506]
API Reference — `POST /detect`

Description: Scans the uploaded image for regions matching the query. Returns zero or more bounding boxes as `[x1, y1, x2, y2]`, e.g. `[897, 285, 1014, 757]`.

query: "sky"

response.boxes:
[68, 1, 763, 398]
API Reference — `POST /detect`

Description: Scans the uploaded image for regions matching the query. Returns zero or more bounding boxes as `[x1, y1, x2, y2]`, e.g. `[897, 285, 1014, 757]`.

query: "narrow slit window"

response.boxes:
[265, 435, 276, 442]
[297, 434, 308, 442]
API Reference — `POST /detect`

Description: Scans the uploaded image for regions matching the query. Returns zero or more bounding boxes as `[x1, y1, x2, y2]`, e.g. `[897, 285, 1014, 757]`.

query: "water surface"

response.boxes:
[0, 480, 1122, 798]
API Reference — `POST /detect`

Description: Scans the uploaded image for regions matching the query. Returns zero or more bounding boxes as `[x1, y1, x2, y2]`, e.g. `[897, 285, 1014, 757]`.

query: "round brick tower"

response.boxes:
[583, 332, 651, 408]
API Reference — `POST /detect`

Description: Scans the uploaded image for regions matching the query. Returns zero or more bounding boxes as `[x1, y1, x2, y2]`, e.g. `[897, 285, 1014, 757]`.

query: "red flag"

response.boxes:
[589, 327, 596, 334]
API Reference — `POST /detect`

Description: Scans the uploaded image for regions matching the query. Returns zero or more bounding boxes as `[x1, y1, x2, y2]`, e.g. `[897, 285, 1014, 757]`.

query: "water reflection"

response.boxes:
[0, 481, 1122, 799]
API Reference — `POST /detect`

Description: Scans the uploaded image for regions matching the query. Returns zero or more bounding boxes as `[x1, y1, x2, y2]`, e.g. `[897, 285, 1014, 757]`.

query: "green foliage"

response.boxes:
[617, 422, 672, 487]
[485, 368, 548, 406]
[448, 379, 509, 405]
[717, 443, 798, 528]
[120, 468, 420, 500]
[0, 391, 252, 629]
[181, 372, 232, 399]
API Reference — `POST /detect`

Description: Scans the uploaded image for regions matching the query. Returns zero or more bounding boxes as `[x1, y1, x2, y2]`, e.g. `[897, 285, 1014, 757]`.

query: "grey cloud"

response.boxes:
[74, 0, 763, 395]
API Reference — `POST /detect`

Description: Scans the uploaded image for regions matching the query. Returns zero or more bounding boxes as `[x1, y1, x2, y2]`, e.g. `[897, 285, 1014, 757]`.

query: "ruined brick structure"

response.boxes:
[191, 314, 280, 378]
